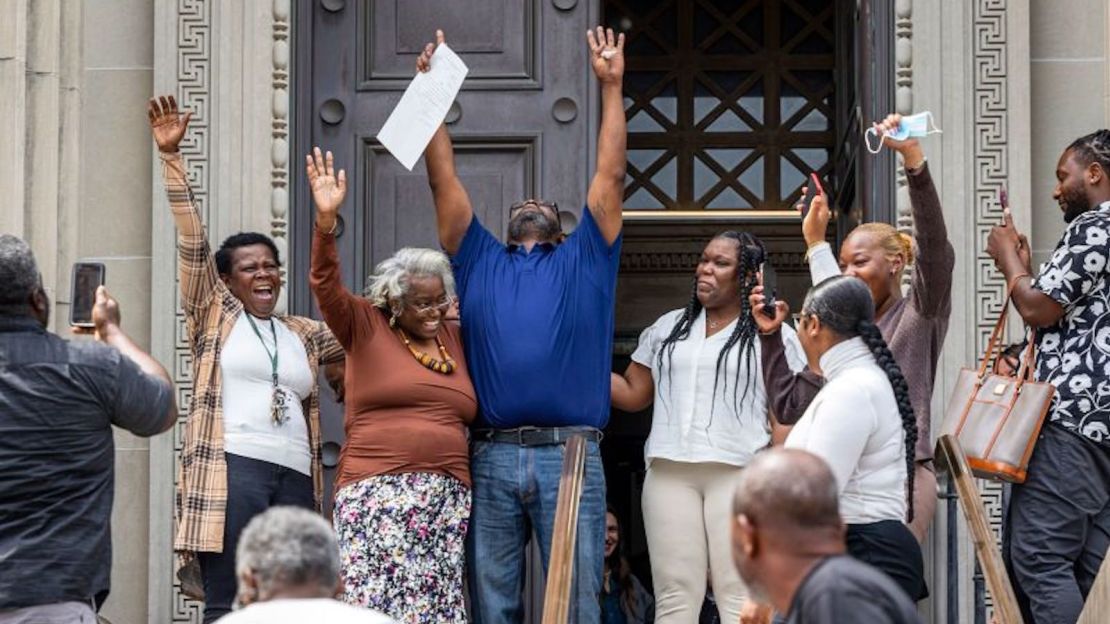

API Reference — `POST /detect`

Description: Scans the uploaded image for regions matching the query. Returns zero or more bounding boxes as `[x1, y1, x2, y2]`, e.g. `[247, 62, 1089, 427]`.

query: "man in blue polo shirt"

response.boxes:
[419, 27, 626, 623]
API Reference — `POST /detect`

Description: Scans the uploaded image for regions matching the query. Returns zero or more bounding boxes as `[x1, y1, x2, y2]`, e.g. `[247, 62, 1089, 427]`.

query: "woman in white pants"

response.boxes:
[611, 231, 805, 622]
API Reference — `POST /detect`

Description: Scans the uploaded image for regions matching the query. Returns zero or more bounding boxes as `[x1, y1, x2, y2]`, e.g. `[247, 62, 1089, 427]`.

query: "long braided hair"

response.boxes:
[802, 276, 918, 523]
[655, 231, 767, 428]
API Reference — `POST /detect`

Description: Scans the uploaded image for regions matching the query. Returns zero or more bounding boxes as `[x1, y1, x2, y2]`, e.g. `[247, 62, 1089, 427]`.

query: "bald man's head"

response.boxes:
[732, 448, 841, 531]
[731, 448, 845, 604]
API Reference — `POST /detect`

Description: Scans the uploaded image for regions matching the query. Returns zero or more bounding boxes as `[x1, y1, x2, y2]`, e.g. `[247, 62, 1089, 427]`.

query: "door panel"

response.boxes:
[357, 136, 538, 268]
[363, 0, 540, 87]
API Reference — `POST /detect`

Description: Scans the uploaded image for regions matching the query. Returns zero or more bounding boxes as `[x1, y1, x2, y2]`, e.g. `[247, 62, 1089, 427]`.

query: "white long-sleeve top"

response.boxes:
[785, 337, 908, 524]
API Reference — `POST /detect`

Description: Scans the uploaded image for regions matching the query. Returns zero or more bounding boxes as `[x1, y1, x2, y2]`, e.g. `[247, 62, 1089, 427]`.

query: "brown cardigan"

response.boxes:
[761, 163, 954, 461]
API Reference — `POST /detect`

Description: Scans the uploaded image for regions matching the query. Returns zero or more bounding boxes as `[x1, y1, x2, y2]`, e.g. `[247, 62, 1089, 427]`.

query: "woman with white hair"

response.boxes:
[306, 148, 476, 622]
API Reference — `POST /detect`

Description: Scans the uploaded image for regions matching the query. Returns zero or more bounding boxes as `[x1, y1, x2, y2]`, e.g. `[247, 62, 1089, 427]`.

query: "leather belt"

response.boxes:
[471, 426, 603, 447]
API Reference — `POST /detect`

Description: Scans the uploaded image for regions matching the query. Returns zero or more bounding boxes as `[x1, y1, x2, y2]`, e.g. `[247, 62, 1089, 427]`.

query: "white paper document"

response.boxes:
[376, 44, 469, 171]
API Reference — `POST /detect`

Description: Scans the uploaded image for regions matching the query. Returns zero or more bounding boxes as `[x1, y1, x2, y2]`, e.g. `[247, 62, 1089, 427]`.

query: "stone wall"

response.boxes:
[0, 1, 155, 622]
[1029, 0, 1110, 267]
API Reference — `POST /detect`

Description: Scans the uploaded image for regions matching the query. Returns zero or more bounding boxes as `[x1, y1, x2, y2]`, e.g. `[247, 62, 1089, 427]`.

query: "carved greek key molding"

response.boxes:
[973, 0, 1009, 350]
[172, 0, 209, 621]
[972, 0, 1010, 617]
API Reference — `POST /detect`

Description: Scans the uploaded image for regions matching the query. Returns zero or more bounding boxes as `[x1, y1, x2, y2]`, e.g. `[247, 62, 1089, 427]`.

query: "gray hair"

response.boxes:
[0, 234, 41, 305]
[363, 247, 455, 308]
[234, 506, 340, 597]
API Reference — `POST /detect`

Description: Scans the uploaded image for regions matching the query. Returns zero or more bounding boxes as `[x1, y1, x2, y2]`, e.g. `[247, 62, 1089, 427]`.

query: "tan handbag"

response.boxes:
[938, 295, 1055, 483]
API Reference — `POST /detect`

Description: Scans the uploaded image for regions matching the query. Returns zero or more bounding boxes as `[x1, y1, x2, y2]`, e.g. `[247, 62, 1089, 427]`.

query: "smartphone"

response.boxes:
[69, 262, 105, 328]
[761, 262, 778, 318]
[800, 172, 825, 218]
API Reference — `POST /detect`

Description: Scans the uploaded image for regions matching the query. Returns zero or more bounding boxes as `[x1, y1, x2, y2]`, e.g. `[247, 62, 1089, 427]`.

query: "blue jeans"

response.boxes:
[197, 453, 314, 623]
[466, 439, 606, 624]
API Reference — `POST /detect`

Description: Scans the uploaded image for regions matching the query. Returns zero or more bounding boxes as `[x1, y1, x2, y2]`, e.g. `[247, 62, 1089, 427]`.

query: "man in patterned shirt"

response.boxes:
[988, 129, 1110, 624]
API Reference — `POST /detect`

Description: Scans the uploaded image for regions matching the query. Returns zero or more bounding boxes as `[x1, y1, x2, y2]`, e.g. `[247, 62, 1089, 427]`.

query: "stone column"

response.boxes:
[0, 0, 29, 235]
[913, 0, 1032, 621]
[1, 2, 160, 622]
[0, 0, 82, 322]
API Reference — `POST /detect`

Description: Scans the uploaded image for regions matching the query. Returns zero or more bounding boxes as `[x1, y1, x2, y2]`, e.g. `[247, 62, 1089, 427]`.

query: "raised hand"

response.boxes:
[750, 280, 790, 335]
[147, 95, 192, 153]
[586, 26, 625, 84]
[873, 113, 925, 168]
[416, 29, 446, 74]
[306, 147, 347, 231]
[72, 286, 122, 342]
[987, 208, 1029, 275]
[799, 183, 832, 247]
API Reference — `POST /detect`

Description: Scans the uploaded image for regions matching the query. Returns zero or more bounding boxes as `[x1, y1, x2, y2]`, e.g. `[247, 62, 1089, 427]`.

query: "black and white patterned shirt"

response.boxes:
[1034, 200, 1110, 448]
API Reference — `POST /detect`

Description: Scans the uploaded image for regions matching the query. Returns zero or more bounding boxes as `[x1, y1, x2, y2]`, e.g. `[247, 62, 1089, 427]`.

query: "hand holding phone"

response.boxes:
[760, 262, 778, 318]
[69, 262, 106, 328]
[800, 172, 826, 219]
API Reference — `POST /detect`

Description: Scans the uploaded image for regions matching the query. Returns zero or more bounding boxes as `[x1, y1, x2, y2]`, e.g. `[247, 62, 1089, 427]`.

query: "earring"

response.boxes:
[389, 309, 400, 327]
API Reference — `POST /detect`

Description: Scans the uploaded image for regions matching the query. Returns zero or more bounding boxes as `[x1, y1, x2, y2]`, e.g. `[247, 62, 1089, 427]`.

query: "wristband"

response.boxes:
[1007, 273, 1031, 293]
[317, 218, 339, 235]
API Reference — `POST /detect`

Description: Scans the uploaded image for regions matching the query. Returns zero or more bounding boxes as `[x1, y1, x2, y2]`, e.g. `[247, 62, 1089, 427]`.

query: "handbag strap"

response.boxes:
[975, 293, 1012, 379]
[1014, 328, 1038, 389]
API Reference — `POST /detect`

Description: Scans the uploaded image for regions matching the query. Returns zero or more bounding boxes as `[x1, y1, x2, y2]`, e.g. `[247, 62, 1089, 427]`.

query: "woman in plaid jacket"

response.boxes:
[148, 95, 344, 623]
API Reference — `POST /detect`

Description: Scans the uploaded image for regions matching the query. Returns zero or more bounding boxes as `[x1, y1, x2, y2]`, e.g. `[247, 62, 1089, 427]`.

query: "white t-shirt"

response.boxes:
[221, 313, 314, 475]
[217, 598, 397, 624]
[632, 308, 806, 467]
[785, 337, 909, 524]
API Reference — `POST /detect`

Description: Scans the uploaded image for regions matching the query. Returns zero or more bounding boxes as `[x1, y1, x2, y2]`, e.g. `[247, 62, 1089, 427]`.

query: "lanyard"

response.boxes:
[245, 314, 279, 386]
[245, 314, 290, 426]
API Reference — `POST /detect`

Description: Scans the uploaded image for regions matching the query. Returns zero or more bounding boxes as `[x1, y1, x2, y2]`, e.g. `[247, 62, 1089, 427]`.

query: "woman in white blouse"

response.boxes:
[752, 275, 925, 600]
[611, 231, 805, 622]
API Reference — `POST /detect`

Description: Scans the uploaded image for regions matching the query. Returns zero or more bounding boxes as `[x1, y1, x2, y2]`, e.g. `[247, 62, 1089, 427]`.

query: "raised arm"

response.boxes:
[874, 114, 955, 318]
[750, 282, 824, 425]
[76, 286, 178, 435]
[586, 27, 627, 245]
[799, 180, 839, 284]
[418, 30, 474, 255]
[988, 210, 1065, 328]
[307, 147, 363, 350]
[611, 362, 654, 412]
[148, 95, 221, 322]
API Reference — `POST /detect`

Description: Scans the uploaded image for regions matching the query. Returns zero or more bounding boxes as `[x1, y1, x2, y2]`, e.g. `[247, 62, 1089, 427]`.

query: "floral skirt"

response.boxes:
[333, 472, 471, 623]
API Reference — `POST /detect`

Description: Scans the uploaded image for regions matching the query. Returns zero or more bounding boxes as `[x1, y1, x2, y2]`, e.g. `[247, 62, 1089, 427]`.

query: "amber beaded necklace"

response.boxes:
[396, 328, 456, 374]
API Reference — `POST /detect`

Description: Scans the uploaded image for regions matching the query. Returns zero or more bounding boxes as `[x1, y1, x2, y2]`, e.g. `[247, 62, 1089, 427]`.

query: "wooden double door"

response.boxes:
[291, 0, 890, 612]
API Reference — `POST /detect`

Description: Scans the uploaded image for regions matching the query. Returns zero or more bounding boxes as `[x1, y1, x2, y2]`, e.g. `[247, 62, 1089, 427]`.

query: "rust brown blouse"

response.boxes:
[310, 229, 477, 489]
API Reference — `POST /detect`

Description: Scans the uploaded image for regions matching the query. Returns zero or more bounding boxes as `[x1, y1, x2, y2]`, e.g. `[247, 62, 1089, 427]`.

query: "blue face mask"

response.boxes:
[864, 112, 942, 154]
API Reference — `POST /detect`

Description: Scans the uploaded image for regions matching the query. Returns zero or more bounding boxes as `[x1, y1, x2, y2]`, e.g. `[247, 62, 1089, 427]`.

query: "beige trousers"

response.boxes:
[642, 458, 748, 623]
